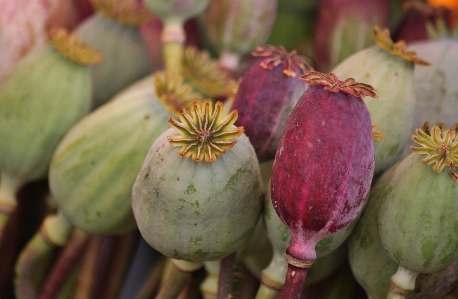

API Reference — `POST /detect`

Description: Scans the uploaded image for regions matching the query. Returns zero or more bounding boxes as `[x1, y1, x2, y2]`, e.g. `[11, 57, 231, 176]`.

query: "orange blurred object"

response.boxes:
[428, 0, 458, 24]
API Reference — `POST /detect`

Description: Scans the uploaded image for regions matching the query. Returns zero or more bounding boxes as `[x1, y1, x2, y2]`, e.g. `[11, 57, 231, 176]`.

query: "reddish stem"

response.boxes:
[38, 229, 90, 299]
[275, 264, 308, 299]
[237, 267, 259, 299]
[217, 252, 237, 299]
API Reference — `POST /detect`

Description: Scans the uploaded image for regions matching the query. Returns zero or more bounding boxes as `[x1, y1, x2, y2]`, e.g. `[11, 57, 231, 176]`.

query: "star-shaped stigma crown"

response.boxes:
[410, 125, 458, 182]
[252, 45, 314, 77]
[49, 28, 102, 65]
[300, 71, 378, 99]
[373, 26, 430, 66]
[168, 100, 244, 162]
[90, 0, 153, 26]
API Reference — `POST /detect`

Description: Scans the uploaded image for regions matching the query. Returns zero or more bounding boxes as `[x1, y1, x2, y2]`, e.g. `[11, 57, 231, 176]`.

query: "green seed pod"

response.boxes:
[378, 126, 458, 296]
[0, 28, 100, 225]
[349, 158, 458, 299]
[75, 0, 154, 109]
[132, 100, 263, 262]
[204, 0, 278, 71]
[408, 39, 458, 131]
[332, 26, 430, 175]
[49, 73, 172, 235]
[348, 162, 402, 299]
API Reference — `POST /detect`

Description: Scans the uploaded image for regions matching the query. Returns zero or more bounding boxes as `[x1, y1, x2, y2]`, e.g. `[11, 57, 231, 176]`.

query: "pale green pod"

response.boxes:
[408, 40, 458, 130]
[205, 0, 278, 61]
[0, 43, 92, 187]
[349, 159, 458, 299]
[49, 74, 171, 235]
[75, 12, 153, 109]
[132, 128, 263, 262]
[348, 162, 400, 299]
[332, 28, 429, 175]
[378, 153, 458, 273]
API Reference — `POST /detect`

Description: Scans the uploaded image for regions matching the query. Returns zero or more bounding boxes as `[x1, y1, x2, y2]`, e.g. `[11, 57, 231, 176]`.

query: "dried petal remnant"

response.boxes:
[252, 45, 314, 77]
[372, 125, 385, 141]
[410, 125, 458, 181]
[373, 26, 430, 66]
[168, 100, 244, 162]
[300, 71, 378, 99]
[182, 47, 235, 98]
[154, 71, 203, 114]
[49, 28, 102, 65]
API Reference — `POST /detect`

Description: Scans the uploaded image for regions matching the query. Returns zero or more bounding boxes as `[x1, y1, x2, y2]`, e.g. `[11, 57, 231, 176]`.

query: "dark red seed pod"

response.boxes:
[231, 45, 313, 162]
[270, 71, 376, 298]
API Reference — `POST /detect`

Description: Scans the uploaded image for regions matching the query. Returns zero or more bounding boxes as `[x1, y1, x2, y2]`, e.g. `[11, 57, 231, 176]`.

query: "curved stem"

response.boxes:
[14, 211, 73, 299]
[38, 229, 90, 299]
[155, 258, 202, 299]
[275, 264, 308, 299]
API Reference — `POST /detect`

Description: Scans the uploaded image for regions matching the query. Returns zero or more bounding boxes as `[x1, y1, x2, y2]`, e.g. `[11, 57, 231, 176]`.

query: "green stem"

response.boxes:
[162, 20, 185, 77]
[254, 249, 287, 299]
[386, 291, 406, 299]
[200, 260, 220, 298]
[0, 172, 21, 245]
[38, 229, 90, 299]
[386, 266, 420, 299]
[155, 258, 203, 299]
[255, 284, 278, 299]
[14, 211, 73, 299]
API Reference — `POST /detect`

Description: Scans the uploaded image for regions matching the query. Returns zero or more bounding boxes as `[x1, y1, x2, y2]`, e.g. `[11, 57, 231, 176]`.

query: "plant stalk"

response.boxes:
[162, 20, 185, 77]
[217, 252, 237, 299]
[15, 212, 73, 299]
[71, 236, 104, 299]
[155, 258, 203, 299]
[38, 229, 90, 299]
[275, 264, 308, 299]
[134, 255, 167, 299]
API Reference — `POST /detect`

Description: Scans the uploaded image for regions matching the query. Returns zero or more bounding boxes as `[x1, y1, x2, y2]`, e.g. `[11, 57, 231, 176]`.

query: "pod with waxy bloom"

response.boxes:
[332, 26, 430, 176]
[270, 71, 376, 298]
[231, 45, 312, 162]
[0, 28, 100, 242]
[377, 126, 458, 298]
[132, 100, 263, 297]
